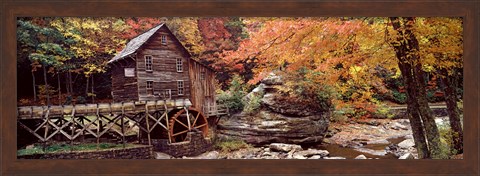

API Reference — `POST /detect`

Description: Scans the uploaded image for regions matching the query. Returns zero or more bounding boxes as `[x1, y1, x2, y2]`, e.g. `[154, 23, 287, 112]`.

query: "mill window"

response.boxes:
[161, 35, 167, 45]
[146, 81, 153, 95]
[145, 55, 153, 71]
[176, 58, 183, 72]
[177, 80, 184, 95]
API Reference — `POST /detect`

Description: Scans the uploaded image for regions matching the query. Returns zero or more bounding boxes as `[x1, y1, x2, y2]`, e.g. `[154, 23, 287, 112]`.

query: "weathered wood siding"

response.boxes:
[111, 59, 138, 102]
[110, 24, 217, 111]
[136, 26, 191, 101]
[189, 61, 216, 114]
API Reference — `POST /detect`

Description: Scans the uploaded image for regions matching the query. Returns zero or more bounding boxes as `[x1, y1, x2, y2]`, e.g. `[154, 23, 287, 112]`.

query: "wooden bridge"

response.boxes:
[17, 99, 229, 146]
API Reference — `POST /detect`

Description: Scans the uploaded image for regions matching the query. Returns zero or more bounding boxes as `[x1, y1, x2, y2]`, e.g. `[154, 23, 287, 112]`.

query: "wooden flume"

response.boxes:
[17, 99, 228, 148]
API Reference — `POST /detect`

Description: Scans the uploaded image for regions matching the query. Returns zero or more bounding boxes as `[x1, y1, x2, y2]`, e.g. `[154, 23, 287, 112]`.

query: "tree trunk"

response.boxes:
[32, 71, 37, 102]
[440, 68, 463, 154]
[398, 61, 430, 159]
[43, 65, 50, 106]
[85, 75, 89, 98]
[91, 74, 95, 103]
[65, 72, 70, 95]
[68, 71, 73, 94]
[413, 63, 442, 158]
[389, 17, 442, 158]
[57, 72, 62, 104]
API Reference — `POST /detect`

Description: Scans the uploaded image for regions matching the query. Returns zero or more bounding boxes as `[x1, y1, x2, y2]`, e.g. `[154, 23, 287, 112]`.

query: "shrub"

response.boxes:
[37, 85, 56, 105]
[391, 90, 407, 104]
[18, 98, 32, 106]
[426, 90, 445, 103]
[76, 96, 86, 104]
[64, 95, 73, 105]
[331, 110, 349, 123]
[217, 74, 247, 113]
[437, 123, 460, 159]
[373, 104, 395, 119]
[457, 99, 463, 112]
[217, 90, 245, 113]
[243, 89, 264, 115]
[276, 70, 334, 112]
[214, 138, 251, 153]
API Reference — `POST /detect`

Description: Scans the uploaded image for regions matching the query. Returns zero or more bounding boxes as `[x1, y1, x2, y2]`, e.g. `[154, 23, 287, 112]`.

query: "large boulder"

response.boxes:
[217, 73, 331, 146]
[217, 110, 329, 145]
[397, 139, 415, 149]
[262, 93, 322, 116]
[269, 143, 302, 153]
[182, 151, 219, 159]
[295, 149, 330, 157]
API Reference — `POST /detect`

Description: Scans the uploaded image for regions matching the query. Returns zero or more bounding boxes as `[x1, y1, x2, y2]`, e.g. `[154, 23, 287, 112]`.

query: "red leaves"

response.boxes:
[232, 64, 244, 72]
[197, 18, 232, 42]
[123, 18, 162, 39]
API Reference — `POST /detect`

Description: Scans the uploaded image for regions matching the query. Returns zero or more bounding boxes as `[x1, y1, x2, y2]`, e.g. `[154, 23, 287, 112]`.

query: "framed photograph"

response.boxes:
[1, 0, 479, 175]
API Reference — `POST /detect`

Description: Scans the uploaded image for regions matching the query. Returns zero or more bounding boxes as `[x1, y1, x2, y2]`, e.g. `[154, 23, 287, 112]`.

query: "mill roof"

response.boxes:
[108, 23, 214, 71]
[108, 24, 164, 63]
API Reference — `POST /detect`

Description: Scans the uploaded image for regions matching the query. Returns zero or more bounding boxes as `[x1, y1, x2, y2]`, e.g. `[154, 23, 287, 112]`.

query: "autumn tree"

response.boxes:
[51, 17, 127, 102]
[227, 17, 462, 158]
[17, 18, 70, 105]
[414, 17, 463, 154]
[387, 17, 443, 158]
[197, 17, 249, 88]
[122, 17, 163, 39]
[224, 17, 395, 112]
[166, 17, 204, 57]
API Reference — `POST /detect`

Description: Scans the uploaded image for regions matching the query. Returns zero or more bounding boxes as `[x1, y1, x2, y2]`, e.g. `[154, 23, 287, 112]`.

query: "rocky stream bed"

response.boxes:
[154, 73, 459, 160]
[155, 117, 425, 159]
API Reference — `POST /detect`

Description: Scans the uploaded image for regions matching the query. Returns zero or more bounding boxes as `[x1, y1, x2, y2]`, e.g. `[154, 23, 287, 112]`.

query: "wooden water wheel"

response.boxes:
[168, 107, 208, 142]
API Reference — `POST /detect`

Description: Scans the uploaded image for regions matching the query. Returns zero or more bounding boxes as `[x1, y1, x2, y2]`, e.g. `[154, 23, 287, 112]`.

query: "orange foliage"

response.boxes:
[223, 17, 462, 116]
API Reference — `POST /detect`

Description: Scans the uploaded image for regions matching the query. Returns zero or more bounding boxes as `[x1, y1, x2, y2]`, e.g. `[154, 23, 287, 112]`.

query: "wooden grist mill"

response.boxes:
[17, 23, 228, 156]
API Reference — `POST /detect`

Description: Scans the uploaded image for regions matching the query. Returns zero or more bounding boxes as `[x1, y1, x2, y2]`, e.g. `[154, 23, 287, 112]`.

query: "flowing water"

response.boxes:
[308, 136, 406, 159]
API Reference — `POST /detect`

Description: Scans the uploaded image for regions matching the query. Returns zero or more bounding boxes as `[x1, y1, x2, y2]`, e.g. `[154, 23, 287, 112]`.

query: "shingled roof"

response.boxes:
[108, 23, 214, 71]
[108, 23, 164, 64]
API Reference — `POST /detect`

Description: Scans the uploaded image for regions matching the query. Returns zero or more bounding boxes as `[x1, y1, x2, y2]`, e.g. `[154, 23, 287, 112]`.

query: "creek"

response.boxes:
[304, 136, 406, 159]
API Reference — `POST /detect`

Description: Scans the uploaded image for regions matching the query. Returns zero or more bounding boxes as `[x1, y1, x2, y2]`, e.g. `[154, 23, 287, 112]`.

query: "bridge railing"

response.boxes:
[203, 102, 229, 117]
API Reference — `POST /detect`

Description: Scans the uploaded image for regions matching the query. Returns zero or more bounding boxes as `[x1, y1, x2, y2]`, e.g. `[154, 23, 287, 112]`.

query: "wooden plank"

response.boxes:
[121, 114, 126, 148]
[147, 111, 168, 132]
[18, 121, 46, 141]
[145, 104, 152, 146]
[46, 120, 72, 141]
[73, 116, 98, 138]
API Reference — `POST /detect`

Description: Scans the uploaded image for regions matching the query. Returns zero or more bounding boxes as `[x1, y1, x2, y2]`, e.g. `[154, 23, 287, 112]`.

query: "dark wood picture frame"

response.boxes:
[1, 0, 478, 175]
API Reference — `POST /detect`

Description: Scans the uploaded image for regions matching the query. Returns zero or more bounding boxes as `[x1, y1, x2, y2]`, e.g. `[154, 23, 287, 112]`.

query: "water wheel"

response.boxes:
[168, 107, 208, 142]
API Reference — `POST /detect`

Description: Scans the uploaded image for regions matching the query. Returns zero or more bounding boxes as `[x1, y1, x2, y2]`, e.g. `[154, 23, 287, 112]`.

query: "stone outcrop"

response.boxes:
[217, 73, 331, 145]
